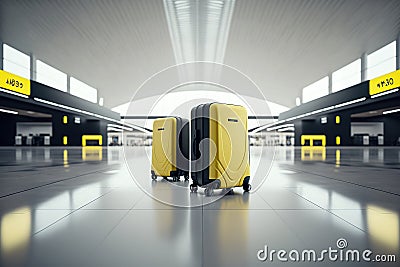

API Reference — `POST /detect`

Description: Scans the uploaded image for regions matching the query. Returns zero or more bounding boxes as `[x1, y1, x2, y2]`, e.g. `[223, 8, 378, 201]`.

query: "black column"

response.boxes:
[0, 113, 17, 145]
[293, 113, 351, 146]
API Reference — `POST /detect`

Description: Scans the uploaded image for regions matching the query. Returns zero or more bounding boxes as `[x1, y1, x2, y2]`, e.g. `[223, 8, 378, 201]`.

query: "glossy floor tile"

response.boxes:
[0, 147, 399, 266]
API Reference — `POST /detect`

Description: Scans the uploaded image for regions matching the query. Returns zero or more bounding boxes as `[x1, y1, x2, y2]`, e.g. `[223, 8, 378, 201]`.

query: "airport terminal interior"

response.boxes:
[0, 1, 400, 266]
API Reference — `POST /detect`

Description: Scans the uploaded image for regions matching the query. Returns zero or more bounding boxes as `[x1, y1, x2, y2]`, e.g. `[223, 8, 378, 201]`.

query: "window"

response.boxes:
[70, 77, 97, 103]
[302, 76, 329, 103]
[367, 41, 396, 80]
[2, 44, 30, 79]
[36, 60, 68, 92]
[332, 59, 361, 92]
[99, 97, 104, 106]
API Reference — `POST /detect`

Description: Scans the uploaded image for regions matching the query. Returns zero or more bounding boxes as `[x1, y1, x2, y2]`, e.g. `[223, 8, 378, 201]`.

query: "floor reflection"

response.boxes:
[82, 147, 103, 161]
[367, 205, 399, 254]
[0, 147, 398, 266]
[204, 194, 250, 266]
[336, 149, 340, 167]
[301, 147, 326, 161]
[278, 147, 400, 259]
[1, 207, 31, 266]
[63, 149, 69, 167]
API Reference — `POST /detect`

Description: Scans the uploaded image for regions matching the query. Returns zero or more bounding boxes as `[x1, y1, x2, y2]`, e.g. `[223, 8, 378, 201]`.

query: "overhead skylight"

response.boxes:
[164, 0, 235, 63]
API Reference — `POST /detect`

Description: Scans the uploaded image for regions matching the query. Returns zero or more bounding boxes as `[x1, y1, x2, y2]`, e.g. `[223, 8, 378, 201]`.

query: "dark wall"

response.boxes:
[325, 113, 351, 146]
[294, 120, 323, 146]
[294, 121, 302, 146]
[280, 77, 400, 146]
[52, 113, 82, 146]
[0, 113, 17, 146]
[294, 113, 351, 146]
[384, 116, 400, 145]
[52, 114, 107, 146]
[0, 96, 108, 146]
[290, 88, 400, 146]
[0, 77, 121, 146]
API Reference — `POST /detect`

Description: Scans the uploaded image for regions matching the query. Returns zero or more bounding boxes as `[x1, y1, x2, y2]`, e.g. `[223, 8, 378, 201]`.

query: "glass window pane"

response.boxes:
[367, 57, 396, 80]
[332, 59, 361, 92]
[367, 41, 396, 68]
[302, 76, 329, 103]
[3, 59, 30, 79]
[70, 77, 97, 103]
[3, 44, 30, 70]
[333, 75, 361, 93]
[367, 41, 396, 80]
[36, 60, 67, 92]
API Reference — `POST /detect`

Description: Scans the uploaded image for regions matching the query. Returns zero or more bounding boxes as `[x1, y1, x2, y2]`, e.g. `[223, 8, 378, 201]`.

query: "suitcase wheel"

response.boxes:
[151, 172, 157, 180]
[204, 180, 220, 196]
[225, 188, 234, 195]
[243, 183, 252, 192]
[204, 187, 213, 196]
[190, 184, 198, 193]
[172, 176, 178, 182]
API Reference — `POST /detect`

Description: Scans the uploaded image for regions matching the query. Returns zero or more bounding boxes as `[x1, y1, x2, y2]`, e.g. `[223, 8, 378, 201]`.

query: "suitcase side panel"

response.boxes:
[176, 117, 189, 175]
[191, 106, 200, 184]
[151, 117, 177, 177]
[200, 104, 211, 185]
[209, 103, 250, 188]
[191, 104, 212, 186]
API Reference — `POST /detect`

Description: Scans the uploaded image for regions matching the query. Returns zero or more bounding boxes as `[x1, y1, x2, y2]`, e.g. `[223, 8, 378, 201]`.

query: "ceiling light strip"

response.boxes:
[0, 108, 18, 115]
[383, 108, 400, 115]
[370, 88, 399, 99]
[0, 87, 29, 98]
[107, 127, 124, 132]
[334, 97, 366, 108]
[255, 97, 368, 133]
[277, 127, 295, 132]
[33, 97, 149, 133]
[107, 124, 133, 131]
[250, 120, 280, 133]
[266, 124, 294, 132]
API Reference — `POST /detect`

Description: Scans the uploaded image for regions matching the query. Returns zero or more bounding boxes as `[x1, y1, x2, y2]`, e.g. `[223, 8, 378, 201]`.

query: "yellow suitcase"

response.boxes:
[151, 117, 189, 182]
[190, 103, 251, 195]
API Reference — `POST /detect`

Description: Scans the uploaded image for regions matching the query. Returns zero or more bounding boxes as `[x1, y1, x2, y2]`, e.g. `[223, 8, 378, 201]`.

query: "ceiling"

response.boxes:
[1, 0, 400, 110]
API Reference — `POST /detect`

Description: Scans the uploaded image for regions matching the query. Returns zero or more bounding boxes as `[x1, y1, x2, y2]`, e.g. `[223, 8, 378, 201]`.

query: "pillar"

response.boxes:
[30, 53, 36, 80]
[67, 75, 71, 93]
[361, 52, 368, 82]
[328, 72, 333, 93]
[397, 33, 400, 70]
[0, 41, 3, 70]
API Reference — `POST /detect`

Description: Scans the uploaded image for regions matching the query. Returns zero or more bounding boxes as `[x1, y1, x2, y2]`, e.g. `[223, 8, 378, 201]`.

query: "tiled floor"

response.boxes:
[0, 146, 399, 266]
